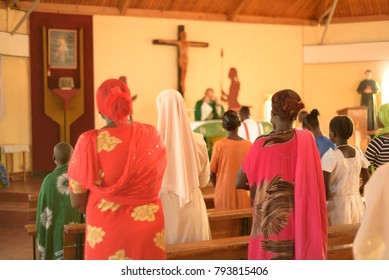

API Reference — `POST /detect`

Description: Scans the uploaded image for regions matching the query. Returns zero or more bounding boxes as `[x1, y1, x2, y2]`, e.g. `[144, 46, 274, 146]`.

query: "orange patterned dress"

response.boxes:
[68, 122, 167, 260]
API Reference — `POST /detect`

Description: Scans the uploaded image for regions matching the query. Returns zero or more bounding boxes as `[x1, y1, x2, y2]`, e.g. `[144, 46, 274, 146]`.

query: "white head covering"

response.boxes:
[353, 162, 389, 259]
[157, 89, 202, 207]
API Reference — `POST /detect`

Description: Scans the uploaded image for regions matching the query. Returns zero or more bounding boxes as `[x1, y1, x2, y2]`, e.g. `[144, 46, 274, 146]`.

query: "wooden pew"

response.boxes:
[63, 224, 359, 260]
[27, 200, 251, 259]
[62, 210, 359, 260]
[208, 208, 251, 238]
[24, 193, 38, 259]
[203, 193, 214, 209]
[27, 193, 38, 223]
[62, 208, 253, 260]
[327, 223, 360, 260]
[167, 236, 249, 260]
[63, 223, 86, 260]
[166, 223, 361, 260]
[62, 224, 249, 261]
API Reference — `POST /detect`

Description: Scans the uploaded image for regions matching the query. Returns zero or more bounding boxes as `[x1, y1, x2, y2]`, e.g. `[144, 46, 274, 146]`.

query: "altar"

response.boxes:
[190, 120, 228, 158]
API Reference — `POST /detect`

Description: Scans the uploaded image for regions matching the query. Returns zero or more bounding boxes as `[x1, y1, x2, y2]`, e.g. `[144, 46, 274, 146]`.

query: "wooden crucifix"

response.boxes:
[153, 25, 209, 96]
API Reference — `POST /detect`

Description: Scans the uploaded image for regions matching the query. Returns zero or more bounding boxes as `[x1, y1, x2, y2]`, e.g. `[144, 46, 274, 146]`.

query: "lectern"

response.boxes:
[336, 106, 368, 152]
[190, 120, 228, 159]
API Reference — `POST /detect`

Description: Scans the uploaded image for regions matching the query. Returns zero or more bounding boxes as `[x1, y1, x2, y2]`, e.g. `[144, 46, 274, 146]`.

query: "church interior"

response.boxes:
[1, 0, 389, 260]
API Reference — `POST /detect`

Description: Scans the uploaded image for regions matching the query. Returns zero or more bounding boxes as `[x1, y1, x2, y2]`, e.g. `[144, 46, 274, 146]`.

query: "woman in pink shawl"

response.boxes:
[236, 89, 327, 260]
[68, 79, 167, 260]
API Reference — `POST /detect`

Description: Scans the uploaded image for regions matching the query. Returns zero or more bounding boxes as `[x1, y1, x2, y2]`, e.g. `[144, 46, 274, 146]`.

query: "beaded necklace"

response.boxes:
[336, 144, 349, 149]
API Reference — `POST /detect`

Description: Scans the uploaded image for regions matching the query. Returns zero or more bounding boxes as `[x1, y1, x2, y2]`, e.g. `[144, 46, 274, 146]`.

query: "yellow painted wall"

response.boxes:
[93, 16, 303, 128]
[0, 9, 31, 172]
[2, 5, 389, 173]
[303, 21, 389, 136]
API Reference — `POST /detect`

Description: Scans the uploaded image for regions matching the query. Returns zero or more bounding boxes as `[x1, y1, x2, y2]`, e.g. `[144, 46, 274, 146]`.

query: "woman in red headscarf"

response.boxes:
[236, 89, 327, 260]
[68, 79, 167, 260]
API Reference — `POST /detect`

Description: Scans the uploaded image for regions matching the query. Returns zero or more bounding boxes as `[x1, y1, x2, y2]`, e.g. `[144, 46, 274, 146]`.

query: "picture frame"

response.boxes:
[48, 29, 77, 69]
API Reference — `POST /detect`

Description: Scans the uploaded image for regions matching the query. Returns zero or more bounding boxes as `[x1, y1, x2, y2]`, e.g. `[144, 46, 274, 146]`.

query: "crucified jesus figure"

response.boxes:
[153, 26, 209, 95]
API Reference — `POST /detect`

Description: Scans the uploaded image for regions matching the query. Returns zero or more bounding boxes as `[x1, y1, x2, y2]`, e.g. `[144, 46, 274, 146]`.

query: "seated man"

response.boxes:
[194, 88, 225, 121]
[36, 142, 84, 260]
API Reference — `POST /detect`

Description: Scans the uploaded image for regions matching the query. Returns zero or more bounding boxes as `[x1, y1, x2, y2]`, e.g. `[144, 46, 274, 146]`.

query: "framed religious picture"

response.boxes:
[48, 29, 77, 69]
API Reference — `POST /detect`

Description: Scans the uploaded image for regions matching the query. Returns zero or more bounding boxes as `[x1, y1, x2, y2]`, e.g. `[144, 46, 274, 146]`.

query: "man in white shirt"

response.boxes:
[237, 106, 260, 143]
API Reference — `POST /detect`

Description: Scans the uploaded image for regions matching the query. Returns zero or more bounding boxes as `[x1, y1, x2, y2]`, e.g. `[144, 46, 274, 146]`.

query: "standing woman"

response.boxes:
[68, 79, 167, 260]
[237, 89, 327, 260]
[321, 116, 370, 225]
[365, 103, 389, 172]
[157, 89, 211, 244]
[210, 110, 252, 210]
[303, 109, 335, 158]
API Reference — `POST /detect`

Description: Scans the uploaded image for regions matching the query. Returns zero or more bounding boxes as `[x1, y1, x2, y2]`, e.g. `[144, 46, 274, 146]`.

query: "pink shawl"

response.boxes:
[294, 129, 327, 259]
[243, 129, 327, 259]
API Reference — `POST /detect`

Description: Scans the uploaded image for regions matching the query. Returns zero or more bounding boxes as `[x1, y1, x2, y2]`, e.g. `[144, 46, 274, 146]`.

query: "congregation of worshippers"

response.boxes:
[3, 77, 388, 260]
[3, 0, 389, 265]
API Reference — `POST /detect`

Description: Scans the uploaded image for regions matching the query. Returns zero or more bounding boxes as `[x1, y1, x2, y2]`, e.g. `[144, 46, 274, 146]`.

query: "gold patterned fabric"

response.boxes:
[68, 121, 167, 259]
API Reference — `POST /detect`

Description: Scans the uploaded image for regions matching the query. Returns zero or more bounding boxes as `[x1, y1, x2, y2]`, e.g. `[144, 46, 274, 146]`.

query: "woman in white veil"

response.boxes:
[157, 89, 211, 244]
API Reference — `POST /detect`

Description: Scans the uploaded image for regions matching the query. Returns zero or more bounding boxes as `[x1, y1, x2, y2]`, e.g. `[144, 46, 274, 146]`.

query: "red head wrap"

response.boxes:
[271, 89, 305, 120]
[96, 79, 133, 127]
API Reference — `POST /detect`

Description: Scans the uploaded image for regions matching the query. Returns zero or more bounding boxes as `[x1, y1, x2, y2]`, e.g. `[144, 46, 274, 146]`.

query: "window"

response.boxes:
[263, 94, 272, 122]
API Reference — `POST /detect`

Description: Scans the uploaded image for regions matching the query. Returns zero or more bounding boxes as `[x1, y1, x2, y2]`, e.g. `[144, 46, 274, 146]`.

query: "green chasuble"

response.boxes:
[36, 165, 84, 260]
[194, 99, 225, 121]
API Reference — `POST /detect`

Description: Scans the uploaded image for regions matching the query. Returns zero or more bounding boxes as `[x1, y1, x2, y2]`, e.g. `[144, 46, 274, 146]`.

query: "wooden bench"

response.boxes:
[166, 223, 360, 260]
[27, 195, 251, 259]
[62, 208, 253, 260]
[208, 208, 251, 238]
[24, 193, 39, 259]
[203, 193, 214, 209]
[63, 223, 86, 260]
[167, 236, 249, 260]
[63, 223, 359, 260]
[327, 223, 360, 260]
[62, 227, 249, 261]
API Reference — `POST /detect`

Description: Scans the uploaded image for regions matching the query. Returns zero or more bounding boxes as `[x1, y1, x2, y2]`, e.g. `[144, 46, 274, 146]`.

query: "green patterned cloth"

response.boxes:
[375, 103, 389, 138]
[36, 165, 84, 259]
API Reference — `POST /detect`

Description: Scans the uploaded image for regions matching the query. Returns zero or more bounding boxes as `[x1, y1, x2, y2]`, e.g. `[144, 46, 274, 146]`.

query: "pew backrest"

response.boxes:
[327, 223, 360, 260]
[63, 223, 86, 260]
[25, 193, 39, 259]
[166, 236, 249, 260]
[207, 208, 252, 238]
[61, 218, 360, 260]
[203, 194, 214, 209]
[28, 193, 38, 223]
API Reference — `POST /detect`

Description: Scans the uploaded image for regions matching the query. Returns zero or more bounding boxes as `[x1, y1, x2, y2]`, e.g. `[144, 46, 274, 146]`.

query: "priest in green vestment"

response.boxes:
[36, 142, 83, 260]
[194, 88, 225, 121]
